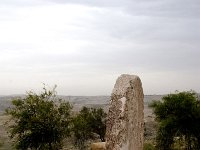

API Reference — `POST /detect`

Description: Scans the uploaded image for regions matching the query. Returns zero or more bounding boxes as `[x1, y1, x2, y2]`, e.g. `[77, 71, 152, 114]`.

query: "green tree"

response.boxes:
[143, 142, 156, 150]
[72, 107, 92, 149]
[150, 91, 200, 150]
[6, 86, 72, 150]
[72, 107, 107, 149]
[89, 108, 107, 142]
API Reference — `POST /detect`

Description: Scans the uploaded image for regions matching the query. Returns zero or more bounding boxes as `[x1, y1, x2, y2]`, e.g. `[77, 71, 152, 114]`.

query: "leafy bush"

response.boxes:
[72, 106, 107, 149]
[0, 140, 3, 147]
[150, 91, 200, 150]
[144, 142, 156, 150]
[6, 86, 72, 150]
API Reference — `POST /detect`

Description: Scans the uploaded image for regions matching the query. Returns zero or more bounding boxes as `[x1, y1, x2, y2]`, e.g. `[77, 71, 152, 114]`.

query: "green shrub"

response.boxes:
[72, 106, 107, 149]
[0, 141, 3, 147]
[144, 142, 156, 150]
[150, 91, 200, 149]
[6, 86, 72, 150]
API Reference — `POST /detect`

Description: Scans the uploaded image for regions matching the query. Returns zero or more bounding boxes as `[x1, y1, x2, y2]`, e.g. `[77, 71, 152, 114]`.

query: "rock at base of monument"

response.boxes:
[106, 74, 144, 150]
[90, 142, 106, 150]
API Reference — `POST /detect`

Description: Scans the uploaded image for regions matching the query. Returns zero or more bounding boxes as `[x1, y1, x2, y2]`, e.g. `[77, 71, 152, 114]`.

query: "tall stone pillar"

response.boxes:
[106, 74, 144, 150]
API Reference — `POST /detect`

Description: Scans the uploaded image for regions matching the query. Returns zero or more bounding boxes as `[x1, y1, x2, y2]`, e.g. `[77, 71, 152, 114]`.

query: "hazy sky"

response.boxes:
[0, 0, 199, 95]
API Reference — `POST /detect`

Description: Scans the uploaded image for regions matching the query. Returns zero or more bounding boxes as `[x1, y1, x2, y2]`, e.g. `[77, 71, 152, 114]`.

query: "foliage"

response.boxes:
[72, 107, 92, 149]
[72, 106, 107, 149]
[150, 91, 200, 150]
[6, 86, 72, 150]
[0, 140, 3, 147]
[89, 107, 107, 141]
[143, 142, 156, 150]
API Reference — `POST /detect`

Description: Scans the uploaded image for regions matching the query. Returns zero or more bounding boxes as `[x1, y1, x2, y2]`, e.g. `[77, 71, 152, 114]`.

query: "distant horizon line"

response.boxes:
[0, 94, 167, 97]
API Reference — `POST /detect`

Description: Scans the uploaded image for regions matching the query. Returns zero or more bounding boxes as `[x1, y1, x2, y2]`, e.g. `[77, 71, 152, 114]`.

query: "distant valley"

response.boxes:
[0, 95, 163, 114]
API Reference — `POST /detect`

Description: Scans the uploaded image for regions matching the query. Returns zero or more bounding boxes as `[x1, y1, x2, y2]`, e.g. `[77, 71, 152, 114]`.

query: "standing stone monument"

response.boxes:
[106, 74, 144, 150]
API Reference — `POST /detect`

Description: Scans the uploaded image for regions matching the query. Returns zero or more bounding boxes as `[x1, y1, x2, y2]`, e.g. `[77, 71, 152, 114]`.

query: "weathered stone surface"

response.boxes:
[106, 74, 144, 150]
[90, 142, 106, 150]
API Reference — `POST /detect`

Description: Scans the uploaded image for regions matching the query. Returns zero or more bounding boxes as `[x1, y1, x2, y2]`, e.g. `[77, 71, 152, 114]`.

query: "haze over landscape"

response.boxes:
[0, 0, 199, 95]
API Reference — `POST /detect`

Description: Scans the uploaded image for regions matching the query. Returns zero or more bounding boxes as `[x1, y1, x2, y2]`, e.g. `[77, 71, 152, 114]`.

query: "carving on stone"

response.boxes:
[106, 74, 144, 150]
